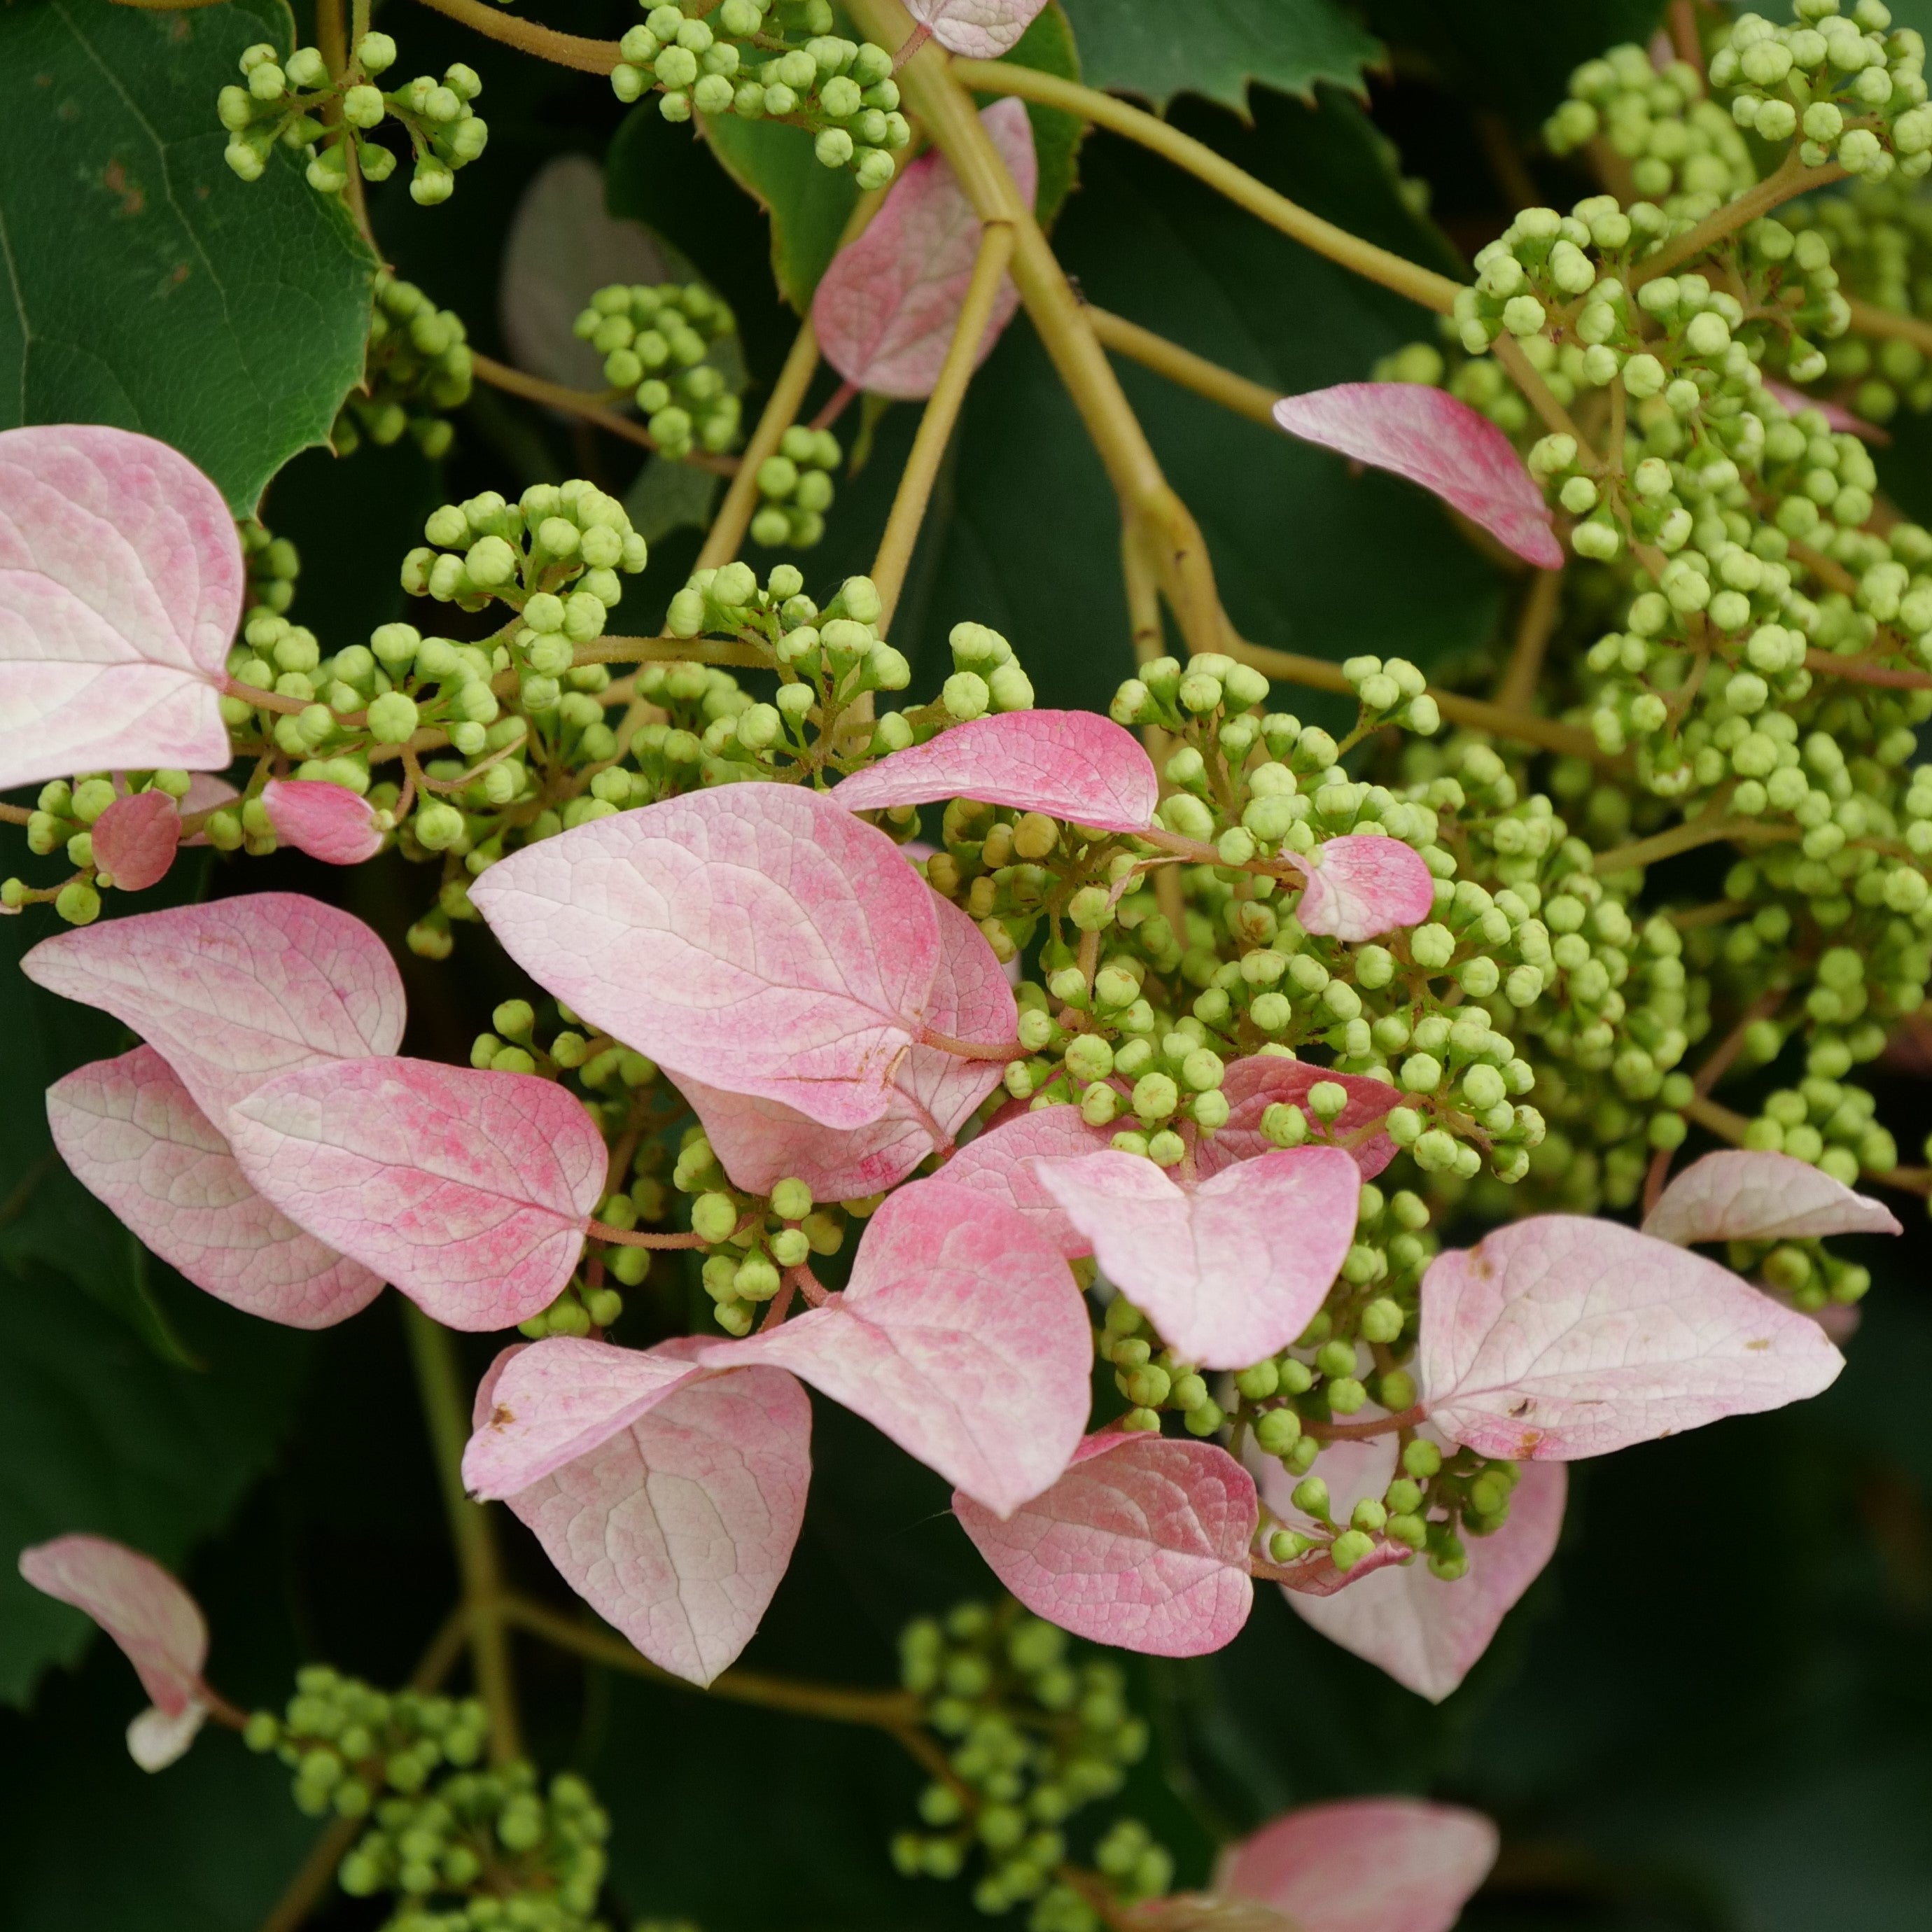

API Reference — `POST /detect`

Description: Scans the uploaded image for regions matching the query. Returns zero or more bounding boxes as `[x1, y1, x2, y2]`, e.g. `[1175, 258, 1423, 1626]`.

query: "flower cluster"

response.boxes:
[572, 280, 741, 460]
[335, 274, 474, 459]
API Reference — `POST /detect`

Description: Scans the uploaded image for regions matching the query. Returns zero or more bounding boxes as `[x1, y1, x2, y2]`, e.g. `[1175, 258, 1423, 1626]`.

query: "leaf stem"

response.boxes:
[587, 1219, 706, 1248]
[1494, 567, 1564, 715]
[919, 1026, 1023, 1060]
[1300, 1402, 1425, 1442]
[1591, 815, 1797, 874]
[469, 351, 738, 473]
[1630, 148, 1847, 286]
[696, 322, 822, 572]
[1803, 647, 1932, 690]
[574, 635, 772, 668]
[1844, 294, 1932, 358]
[1084, 307, 1280, 427]
[408, 0, 619, 72]
[873, 219, 1016, 629]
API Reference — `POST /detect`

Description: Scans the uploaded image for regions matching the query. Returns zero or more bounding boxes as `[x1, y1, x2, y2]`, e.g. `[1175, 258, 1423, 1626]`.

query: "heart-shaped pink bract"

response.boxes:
[955, 1432, 1257, 1656]
[1032, 1147, 1360, 1368]
[938, 1102, 1118, 1254]
[22, 894, 407, 1124]
[0, 426, 243, 790]
[470, 784, 946, 1133]
[832, 710, 1161, 836]
[227, 1057, 608, 1331]
[90, 789, 181, 893]
[470, 1345, 811, 1686]
[678, 892, 1014, 1198]
[1206, 1058, 1398, 1179]
[1293, 834, 1438, 942]
[1273, 384, 1564, 568]
[48, 1046, 384, 1330]
[904, 0, 1049, 58]
[18, 1534, 211, 1769]
[1218, 1798, 1500, 1932]
[1259, 1433, 1565, 1702]
[1643, 1149, 1903, 1246]
[813, 98, 1036, 399]
[1418, 1216, 1845, 1460]
[262, 778, 386, 866]
[699, 1179, 1091, 1516]
[180, 773, 240, 844]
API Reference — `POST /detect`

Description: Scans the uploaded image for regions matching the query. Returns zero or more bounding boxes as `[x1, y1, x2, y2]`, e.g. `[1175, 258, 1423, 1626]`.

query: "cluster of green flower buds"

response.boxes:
[573, 281, 741, 459]
[6, 771, 197, 923]
[893, 1600, 1159, 1929]
[610, 4, 909, 188]
[751, 424, 843, 549]
[241, 517, 301, 618]
[335, 274, 473, 459]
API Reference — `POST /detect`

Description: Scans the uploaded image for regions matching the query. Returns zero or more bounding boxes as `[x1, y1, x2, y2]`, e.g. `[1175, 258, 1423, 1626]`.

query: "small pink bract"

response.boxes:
[262, 778, 385, 865]
[1642, 1148, 1903, 1246]
[1293, 833, 1438, 941]
[1206, 1058, 1398, 1179]
[904, 0, 1049, 58]
[89, 790, 181, 892]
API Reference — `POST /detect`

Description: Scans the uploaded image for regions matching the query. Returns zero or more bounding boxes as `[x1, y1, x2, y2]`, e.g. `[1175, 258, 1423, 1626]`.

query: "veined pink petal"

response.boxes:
[470, 784, 941, 1132]
[0, 426, 241, 788]
[227, 1057, 607, 1331]
[1294, 834, 1437, 941]
[1205, 1058, 1398, 1180]
[262, 779, 385, 865]
[1418, 1216, 1845, 1460]
[699, 1179, 1089, 1515]
[471, 1345, 811, 1686]
[1643, 1149, 1903, 1246]
[832, 710, 1159, 834]
[18, 1534, 206, 1716]
[1257, 1432, 1565, 1702]
[1273, 385, 1564, 568]
[904, 0, 1049, 58]
[90, 790, 181, 893]
[939, 1102, 1118, 1254]
[680, 892, 1013, 1197]
[955, 1432, 1256, 1656]
[22, 894, 406, 1124]
[813, 99, 1036, 399]
[1032, 1147, 1360, 1368]
[1218, 1798, 1500, 1932]
[48, 1048, 382, 1330]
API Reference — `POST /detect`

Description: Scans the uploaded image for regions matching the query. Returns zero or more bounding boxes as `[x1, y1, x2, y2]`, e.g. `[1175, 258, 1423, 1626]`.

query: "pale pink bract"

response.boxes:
[0, 426, 243, 790]
[89, 789, 181, 893]
[1273, 384, 1564, 568]
[262, 778, 386, 865]
[1292, 833, 1438, 942]
[813, 99, 1036, 399]
[939, 1102, 1119, 1254]
[904, 0, 1049, 58]
[1642, 1148, 1903, 1246]
[1208, 1057, 1399, 1178]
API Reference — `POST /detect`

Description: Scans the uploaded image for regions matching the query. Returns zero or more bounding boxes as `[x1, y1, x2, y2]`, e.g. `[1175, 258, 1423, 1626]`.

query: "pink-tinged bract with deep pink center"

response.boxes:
[678, 893, 1014, 1197]
[262, 779, 386, 866]
[1418, 1216, 1845, 1460]
[939, 1102, 1118, 1254]
[954, 1432, 1257, 1656]
[226, 1057, 607, 1331]
[1273, 384, 1564, 568]
[22, 894, 407, 1124]
[1206, 1057, 1397, 1179]
[1032, 1147, 1360, 1368]
[0, 426, 243, 789]
[1642, 1148, 1903, 1246]
[1217, 1798, 1500, 1932]
[1259, 1432, 1565, 1702]
[904, 0, 1049, 57]
[832, 710, 1160, 835]
[471, 1347, 811, 1687]
[89, 790, 181, 893]
[1293, 834, 1438, 942]
[470, 784, 943, 1132]
[48, 1047, 384, 1330]
[696, 1179, 1090, 1516]
[813, 99, 1036, 399]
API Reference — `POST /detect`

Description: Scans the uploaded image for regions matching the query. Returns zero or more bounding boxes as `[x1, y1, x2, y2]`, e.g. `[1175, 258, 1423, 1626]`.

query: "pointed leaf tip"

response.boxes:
[90, 789, 181, 893]
[955, 1433, 1257, 1656]
[1643, 1148, 1903, 1246]
[262, 779, 385, 866]
[228, 1056, 608, 1331]
[904, 0, 1051, 58]
[0, 425, 242, 789]
[1419, 1215, 1845, 1461]
[832, 708, 1159, 834]
[1273, 384, 1564, 569]
[1295, 834, 1437, 941]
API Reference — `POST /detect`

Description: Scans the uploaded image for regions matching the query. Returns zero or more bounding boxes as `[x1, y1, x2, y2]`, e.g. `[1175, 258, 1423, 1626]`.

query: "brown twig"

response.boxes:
[409, 0, 619, 72]
[1084, 308, 1279, 427]
[1494, 568, 1564, 715]
[469, 352, 738, 474]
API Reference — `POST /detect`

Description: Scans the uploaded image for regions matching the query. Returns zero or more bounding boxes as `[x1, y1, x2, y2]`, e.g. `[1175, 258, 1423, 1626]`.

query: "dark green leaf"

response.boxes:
[0, 0, 377, 512]
[995, 1, 1086, 225]
[1056, 0, 1383, 115]
[702, 114, 862, 314]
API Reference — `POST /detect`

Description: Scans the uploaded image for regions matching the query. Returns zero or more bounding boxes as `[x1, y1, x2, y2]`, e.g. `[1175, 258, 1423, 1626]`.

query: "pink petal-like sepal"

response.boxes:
[1218, 1798, 1500, 1932]
[1418, 1216, 1845, 1460]
[227, 1058, 608, 1331]
[1273, 384, 1564, 568]
[904, 0, 1049, 58]
[699, 1179, 1090, 1516]
[954, 1432, 1257, 1656]
[0, 426, 243, 789]
[471, 784, 943, 1132]
[1642, 1149, 1903, 1246]
[90, 790, 181, 893]
[813, 99, 1036, 399]
[48, 1048, 383, 1329]
[833, 710, 1159, 835]
[262, 779, 386, 866]
[1205, 1058, 1398, 1180]
[1032, 1147, 1360, 1368]
[1294, 835, 1437, 942]
[22, 894, 407, 1123]
[18, 1534, 211, 1769]
[938, 1102, 1119, 1254]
